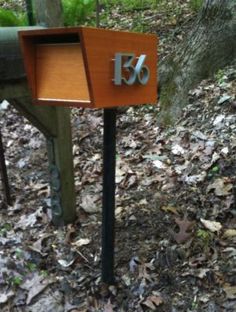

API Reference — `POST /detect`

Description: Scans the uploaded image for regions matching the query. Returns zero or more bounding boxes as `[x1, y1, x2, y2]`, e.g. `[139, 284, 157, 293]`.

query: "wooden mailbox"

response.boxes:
[19, 27, 158, 108]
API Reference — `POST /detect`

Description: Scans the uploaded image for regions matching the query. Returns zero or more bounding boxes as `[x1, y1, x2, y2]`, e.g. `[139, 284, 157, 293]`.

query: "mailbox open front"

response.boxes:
[19, 27, 158, 108]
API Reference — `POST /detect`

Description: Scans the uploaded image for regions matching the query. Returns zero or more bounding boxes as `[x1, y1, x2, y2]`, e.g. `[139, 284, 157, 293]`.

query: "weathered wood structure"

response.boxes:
[0, 26, 76, 224]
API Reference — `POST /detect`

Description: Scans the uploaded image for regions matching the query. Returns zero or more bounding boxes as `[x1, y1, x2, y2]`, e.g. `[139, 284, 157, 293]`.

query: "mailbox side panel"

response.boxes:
[80, 27, 158, 108]
[19, 33, 37, 99]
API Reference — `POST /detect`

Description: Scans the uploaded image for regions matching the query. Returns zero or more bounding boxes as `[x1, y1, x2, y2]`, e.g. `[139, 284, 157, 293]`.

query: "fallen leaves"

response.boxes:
[0, 291, 14, 304]
[223, 229, 236, 238]
[142, 293, 163, 310]
[200, 219, 222, 233]
[223, 285, 236, 300]
[207, 178, 233, 196]
[172, 215, 195, 244]
[14, 207, 48, 230]
[20, 273, 54, 305]
[29, 233, 54, 256]
[80, 193, 101, 213]
[71, 238, 91, 247]
[103, 299, 115, 312]
[161, 205, 179, 215]
[58, 258, 76, 268]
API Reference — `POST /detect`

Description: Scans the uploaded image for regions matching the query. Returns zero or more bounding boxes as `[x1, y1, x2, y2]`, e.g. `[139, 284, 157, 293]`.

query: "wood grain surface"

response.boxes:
[19, 27, 158, 108]
[36, 43, 90, 103]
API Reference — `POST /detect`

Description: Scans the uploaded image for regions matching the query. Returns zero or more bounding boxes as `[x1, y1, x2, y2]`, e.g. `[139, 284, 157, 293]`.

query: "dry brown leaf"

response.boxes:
[142, 295, 163, 310]
[223, 229, 236, 238]
[142, 298, 156, 310]
[72, 238, 91, 247]
[29, 233, 53, 256]
[200, 219, 222, 233]
[58, 258, 76, 268]
[20, 273, 54, 305]
[104, 299, 114, 312]
[172, 215, 194, 244]
[161, 205, 179, 215]
[80, 194, 100, 213]
[0, 291, 14, 304]
[207, 178, 233, 196]
[223, 285, 236, 299]
[65, 224, 76, 244]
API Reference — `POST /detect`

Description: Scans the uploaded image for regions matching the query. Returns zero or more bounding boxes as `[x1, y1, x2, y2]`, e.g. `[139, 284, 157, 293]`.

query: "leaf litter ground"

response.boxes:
[0, 3, 236, 312]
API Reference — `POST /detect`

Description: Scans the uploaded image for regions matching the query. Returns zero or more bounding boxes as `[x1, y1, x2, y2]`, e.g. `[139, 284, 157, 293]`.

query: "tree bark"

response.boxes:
[158, 0, 236, 125]
[33, 0, 64, 27]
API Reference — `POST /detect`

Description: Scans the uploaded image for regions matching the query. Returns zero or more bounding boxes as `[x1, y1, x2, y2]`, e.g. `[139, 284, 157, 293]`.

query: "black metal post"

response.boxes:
[0, 130, 11, 206]
[102, 108, 116, 284]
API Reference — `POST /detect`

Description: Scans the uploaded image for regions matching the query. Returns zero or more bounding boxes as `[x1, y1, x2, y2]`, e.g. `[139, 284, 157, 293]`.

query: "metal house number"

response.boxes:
[114, 53, 150, 86]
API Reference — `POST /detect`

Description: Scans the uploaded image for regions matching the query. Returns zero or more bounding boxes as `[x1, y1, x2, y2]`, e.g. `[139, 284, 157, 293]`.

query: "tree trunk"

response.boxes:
[158, 0, 236, 125]
[33, 0, 64, 27]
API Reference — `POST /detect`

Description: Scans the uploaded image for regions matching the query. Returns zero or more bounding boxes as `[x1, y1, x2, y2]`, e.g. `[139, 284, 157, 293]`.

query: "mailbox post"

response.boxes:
[19, 26, 158, 284]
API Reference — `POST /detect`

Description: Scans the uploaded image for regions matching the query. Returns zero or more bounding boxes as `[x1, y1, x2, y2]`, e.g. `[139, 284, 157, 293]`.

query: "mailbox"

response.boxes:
[18, 26, 158, 284]
[19, 27, 158, 108]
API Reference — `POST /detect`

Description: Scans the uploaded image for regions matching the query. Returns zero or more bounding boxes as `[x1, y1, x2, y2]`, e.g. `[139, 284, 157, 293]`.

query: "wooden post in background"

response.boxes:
[0, 0, 77, 224]
[34, 0, 76, 225]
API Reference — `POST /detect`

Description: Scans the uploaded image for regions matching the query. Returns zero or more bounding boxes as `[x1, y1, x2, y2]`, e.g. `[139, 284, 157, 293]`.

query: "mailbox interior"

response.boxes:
[19, 29, 92, 107]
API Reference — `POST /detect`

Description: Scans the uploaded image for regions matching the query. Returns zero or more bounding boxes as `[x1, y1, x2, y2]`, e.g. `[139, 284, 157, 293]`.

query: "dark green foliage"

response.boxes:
[62, 0, 95, 26]
[189, 0, 203, 12]
[0, 8, 27, 26]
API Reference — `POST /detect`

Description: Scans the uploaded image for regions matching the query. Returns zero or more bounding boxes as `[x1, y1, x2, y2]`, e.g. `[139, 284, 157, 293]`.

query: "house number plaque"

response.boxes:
[114, 53, 150, 86]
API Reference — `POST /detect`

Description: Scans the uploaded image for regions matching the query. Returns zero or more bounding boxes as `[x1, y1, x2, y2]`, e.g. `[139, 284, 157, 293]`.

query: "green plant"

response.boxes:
[0, 223, 12, 236]
[26, 262, 37, 272]
[62, 0, 95, 26]
[215, 69, 226, 85]
[191, 299, 199, 310]
[208, 165, 220, 178]
[193, 229, 214, 255]
[197, 229, 211, 240]
[189, 0, 203, 12]
[40, 270, 49, 277]
[15, 248, 24, 259]
[11, 275, 23, 286]
[196, 229, 213, 247]
[0, 8, 27, 26]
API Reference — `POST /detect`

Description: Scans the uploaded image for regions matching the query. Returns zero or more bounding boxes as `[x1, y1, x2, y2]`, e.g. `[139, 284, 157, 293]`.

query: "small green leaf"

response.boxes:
[211, 166, 219, 173]
[11, 276, 23, 286]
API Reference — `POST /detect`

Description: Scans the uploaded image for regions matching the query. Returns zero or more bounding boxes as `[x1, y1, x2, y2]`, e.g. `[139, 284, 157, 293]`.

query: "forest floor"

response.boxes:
[0, 2, 236, 312]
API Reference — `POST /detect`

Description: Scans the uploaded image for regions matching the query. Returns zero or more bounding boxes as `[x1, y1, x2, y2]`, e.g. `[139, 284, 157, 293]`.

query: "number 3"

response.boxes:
[114, 53, 150, 86]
